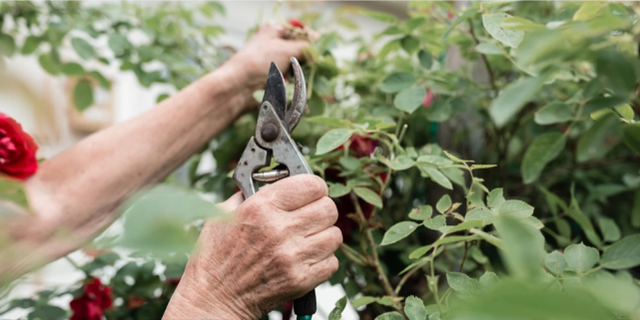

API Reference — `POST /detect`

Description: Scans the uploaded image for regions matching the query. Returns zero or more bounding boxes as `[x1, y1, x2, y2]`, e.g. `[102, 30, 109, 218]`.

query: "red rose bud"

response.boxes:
[288, 19, 305, 29]
[0, 113, 38, 180]
[423, 90, 434, 109]
[70, 278, 113, 320]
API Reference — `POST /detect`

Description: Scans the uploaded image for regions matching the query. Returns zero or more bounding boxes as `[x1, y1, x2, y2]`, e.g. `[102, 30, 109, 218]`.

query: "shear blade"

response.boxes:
[262, 62, 287, 121]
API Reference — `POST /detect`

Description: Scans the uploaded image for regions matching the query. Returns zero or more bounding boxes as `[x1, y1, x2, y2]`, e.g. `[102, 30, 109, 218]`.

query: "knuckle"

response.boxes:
[327, 255, 340, 275]
[329, 227, 343, 249]
[299, 175, 328, 198]
[319, 197, 339, 222]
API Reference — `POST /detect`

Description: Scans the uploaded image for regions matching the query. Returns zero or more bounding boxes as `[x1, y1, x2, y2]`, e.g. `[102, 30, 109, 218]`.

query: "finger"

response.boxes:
[290, 196, 338, 236]
[258, 23, 286, 38]
[257, 174, 328, 211]
[301, 226, 342, 264]
[217, 192, 244, 213]
[286, 40, 311, 62]
[302, 254, 339, 290]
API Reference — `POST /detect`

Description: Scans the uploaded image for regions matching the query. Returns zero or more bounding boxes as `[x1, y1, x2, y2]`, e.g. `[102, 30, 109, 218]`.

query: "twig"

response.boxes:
[394, 260, 430, 296]
[458, 242, 470, 272]
[467, 19, 498, 96]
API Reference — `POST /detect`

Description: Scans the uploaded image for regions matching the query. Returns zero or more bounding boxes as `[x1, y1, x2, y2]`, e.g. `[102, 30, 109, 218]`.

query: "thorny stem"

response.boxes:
[350, 192, 401, 312]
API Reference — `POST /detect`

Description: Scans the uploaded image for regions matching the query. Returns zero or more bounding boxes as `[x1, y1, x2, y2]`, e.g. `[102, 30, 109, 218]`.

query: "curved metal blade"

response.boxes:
[285, 57, 306, 133]
[262, 62, 287, 121]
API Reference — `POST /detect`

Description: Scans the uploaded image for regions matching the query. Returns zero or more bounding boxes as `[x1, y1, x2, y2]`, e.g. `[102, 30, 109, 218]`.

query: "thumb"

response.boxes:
[217, 192, 244, 213]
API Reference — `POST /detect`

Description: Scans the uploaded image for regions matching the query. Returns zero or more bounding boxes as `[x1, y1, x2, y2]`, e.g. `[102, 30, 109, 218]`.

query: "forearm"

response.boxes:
[0, 59, 252, 278]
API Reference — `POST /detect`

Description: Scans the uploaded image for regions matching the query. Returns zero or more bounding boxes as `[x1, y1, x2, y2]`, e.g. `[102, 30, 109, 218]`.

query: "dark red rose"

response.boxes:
[335, 134, 378, 158]
[288, 19, 305, 29]
[70, 278, 113, 320]
[127, 295, 147, 310]
[423, 90, 434, 109]
[0, 113, 38, 180]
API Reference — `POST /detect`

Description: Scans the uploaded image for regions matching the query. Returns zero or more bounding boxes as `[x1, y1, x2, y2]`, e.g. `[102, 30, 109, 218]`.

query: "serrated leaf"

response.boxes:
[329, 183, 351, 198]
[436, 194, 452, 213]
[487, 188, 505, 208]
[564, 243, 600, 273]
[73, 79, 94, 112]
[316, 129, 352, 155]
[409, 205, 433, 221]
[328, 296, 347, 320]
[440, 219, 484, 235]
[446, 272, 482, 295]
[409, 235, 480, 259]
[534, 102, 574, 125]
[489, 76, 545, 128]
[502, 16, 545, 32]
[394, 87, 426, 114]
[385, 155, 415, 171]
[419, 165, 453, 190]
[479, 271, 500, 288]
[545, 251, 567, 275]
[597, 217, 621, 243]
[381, 221, 419, 246]
[418, 50, 433, 69]
[71, 37, 94, 60]
[601, 235, 640, 269]
[423, 215, 446, 231]
[354, 187, 382, 208]
[375, 312, 404, 320]
[404, 296, 426, 320]
[482, 13, 524, 48]
[521, 132, 566, 184]
[417, 155, 453, 166]
[379, 72, 416, 93]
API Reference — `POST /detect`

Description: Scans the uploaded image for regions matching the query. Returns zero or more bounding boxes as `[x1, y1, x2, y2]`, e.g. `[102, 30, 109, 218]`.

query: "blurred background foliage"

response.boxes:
[1, 1, 640, 320]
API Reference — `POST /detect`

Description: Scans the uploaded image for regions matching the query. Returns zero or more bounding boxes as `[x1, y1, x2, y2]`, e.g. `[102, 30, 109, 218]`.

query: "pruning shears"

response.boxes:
[233, 57, 316, 320]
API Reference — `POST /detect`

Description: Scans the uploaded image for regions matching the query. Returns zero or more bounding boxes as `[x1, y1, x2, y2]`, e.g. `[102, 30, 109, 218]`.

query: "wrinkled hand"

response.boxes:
[163, 175, 341, 320]
[226, 24, 311, 110]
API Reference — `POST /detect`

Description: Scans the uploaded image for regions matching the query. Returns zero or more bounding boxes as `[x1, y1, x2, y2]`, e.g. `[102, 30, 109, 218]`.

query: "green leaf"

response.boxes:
[364, 11, 397, 24]
[379, 72, 416, 93]
[61, 62, 85, 76]
[417, 155, 453, 166]
[440, 219, 484, 235]
[544, 250, 567, 275]
[564, 243, 600, 273]
[418, 50, 433, 69]
[316, 129, 352, 155]
[446, 272, 482, 295]
[622, 123, 640, 154]
[387, 155, 415, 171]
[354, 187, 383, 208]
[494, 215, 546, 279]
[475, 42, 503, 55]
[479, 271, 500, 289]
[329, 183, 351, 198]
[90, 71, 110, 89]
[21, 36, 40, 55]
[375, 312, 404, 320]
[72, 79, 94, 112]
[534, 102, 574, 125]
[521, 132, 566, 184]
[0, 33, 15, 56]
[108, 33, 130, 56]
[601, 235, 640, 269]
[71, 37, 94, 60]
[394, 87, 426, 114]
[339, 157, 361, 171]
[487, 188, 505, 208]
[489, 76, 545, 128]
[328, 296, 347, 320]
[576, 113, 621, 163]
[352, 296, 377, 309]
[597, 217, 621, 243]
[436, 194, 452, 213]
[418, 164, 453, 190]
[567, 188, 601, 246]
[404, 296, 426, 320]
[596, 50, 638, 98]
[401, 35, 420, 54]
[409, 205, 433, 221]
[573, 2, 608, 21]
[409, 235, 480, 259]
[381, 221, 418, 246]
[38, 52, 59, 75]
[482, 13, 524, 48]
[497, 200, 534, 218]
[28, 305, 66, 320]
[305, 116, 354, 128]
[632, 189, 640, 228]
[502, 16, 545, 32]
[443, 8, 479, 39]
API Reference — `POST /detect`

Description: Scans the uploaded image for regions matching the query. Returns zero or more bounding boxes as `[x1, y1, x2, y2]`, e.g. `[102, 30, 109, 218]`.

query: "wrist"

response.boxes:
[202, 53, 260, 113]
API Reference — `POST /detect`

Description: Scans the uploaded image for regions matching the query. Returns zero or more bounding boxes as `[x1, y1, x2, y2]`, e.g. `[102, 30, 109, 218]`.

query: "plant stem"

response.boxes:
[350, 193, 400, 311]
[467, 19, 498, 96]
[394, 260, 430, 296]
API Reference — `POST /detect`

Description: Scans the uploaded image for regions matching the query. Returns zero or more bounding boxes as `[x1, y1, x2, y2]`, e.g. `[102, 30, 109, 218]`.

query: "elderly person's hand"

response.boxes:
[163, 175, 342, 319]
[224, 24, 312, 111]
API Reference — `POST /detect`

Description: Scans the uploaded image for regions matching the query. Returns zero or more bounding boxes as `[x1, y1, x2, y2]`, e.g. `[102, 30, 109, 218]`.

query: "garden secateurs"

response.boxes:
[232, 57, 316, 320]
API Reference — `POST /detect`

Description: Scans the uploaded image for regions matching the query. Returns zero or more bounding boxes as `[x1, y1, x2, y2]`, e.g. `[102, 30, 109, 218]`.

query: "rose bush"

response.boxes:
[1, 1, 640, 320]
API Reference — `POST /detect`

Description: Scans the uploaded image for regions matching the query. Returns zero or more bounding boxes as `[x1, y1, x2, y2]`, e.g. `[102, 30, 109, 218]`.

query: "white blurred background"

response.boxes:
[0, 1, 408, 319]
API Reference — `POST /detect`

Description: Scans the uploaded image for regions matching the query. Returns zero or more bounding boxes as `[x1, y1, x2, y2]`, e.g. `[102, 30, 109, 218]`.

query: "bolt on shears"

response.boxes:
[233, 57, 316, 320]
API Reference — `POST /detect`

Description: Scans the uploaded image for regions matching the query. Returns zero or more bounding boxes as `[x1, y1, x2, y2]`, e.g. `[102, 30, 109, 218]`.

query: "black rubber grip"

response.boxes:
[293, 289, 317, 316]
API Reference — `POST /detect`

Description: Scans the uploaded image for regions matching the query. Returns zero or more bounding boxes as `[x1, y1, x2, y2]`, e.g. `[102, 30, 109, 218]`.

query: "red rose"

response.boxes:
[166, 277, 181, 287]
[70, 278, 113, 320]
[0, 113, 38, 180]
[288, 19, 305, 29]
[423, 90, 434, 109]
